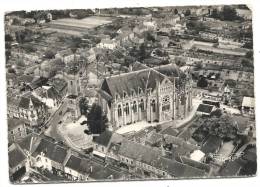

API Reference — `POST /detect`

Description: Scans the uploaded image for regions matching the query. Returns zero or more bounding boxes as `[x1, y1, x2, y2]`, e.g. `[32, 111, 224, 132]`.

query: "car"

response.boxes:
[58, 121, 62, 124]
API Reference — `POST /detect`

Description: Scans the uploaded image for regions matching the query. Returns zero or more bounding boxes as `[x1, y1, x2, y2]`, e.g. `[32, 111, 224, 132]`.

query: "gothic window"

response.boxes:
[123, 91, 127, 98]
[151, 99, 156, 112]
[125, 103, 130, 115]
[133, 101, 137, 113]
[139, 87, 142, 95]
[118, 105, 122, 117]
[139, 99, 145, 112]
[131, 90, 135, 97]
[70, 81, 73, 85]
[162, 95, 170, 111]
[115, 94, 119, 100]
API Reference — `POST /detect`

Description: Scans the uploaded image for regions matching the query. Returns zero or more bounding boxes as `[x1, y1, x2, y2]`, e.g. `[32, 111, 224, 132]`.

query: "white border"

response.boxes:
[0, 0, 259, 187]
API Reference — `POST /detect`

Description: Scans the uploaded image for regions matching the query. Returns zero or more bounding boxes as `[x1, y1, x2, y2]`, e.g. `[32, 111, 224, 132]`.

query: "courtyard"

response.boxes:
[58, 115, 93, 150]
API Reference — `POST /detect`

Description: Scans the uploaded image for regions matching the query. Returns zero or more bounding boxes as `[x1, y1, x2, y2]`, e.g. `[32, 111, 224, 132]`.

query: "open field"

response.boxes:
[48, 16, 116, 29]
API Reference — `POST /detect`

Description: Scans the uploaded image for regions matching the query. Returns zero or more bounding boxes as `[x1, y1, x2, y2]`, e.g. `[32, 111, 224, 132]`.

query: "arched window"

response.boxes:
[133, 101, 137, 113]
[123, 91, 127, 98]
[139, 99, 144, 112]
[118, 105, 122, 117]
[151, 99, 156, 112]
[125, 103, 130, 115]
[138, 88, 142, 95]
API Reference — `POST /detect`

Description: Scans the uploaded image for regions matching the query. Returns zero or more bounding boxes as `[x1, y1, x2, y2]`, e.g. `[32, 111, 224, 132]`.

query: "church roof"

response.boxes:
[101, 69, 166, 98]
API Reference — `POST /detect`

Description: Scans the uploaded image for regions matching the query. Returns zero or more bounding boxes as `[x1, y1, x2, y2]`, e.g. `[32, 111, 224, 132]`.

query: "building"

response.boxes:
[33, 86, 62, 108]
[242, 97, 255, 116]
[116, 139, 206, 178]
[8, 118, 29, 143]
[97, 39, 119, 50]
[196, 104, 215, 116]
[18, 94, 48, 126]
[98, 63, 193, 129]
[32, 138, 69, 176]
[9, 143, 28, 182]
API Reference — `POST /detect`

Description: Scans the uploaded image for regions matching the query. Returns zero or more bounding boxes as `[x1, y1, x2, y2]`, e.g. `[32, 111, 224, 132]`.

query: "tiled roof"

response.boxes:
[65, 154, 123, 179]
[32, 139, 67, 164]
[201, 135, 222, 154]
[93, 130, 113, 147]
[161, 126, 179, 137]
[242, 97, 255, 108]
[118, 139, 161, 164]
[8, 118, 28, 131]
[18, 94, 44, 109]
[47, 78, 67, 93]
[101, 68, 166, 98]
[196, 104, 214, 114]
[9, 144, 26, 168]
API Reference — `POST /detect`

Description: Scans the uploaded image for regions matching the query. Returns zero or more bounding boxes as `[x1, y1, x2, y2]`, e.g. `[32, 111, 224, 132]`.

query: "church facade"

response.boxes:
[98, 63, 193, 129]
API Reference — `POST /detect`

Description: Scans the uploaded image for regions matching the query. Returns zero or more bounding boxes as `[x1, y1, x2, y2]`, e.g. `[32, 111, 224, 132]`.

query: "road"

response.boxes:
[44, 101, 68, 142]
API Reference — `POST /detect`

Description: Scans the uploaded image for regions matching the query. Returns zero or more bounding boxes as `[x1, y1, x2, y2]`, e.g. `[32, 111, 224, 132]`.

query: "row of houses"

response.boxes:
[9, 134, 128, 182]
[92, 129, 211, 178]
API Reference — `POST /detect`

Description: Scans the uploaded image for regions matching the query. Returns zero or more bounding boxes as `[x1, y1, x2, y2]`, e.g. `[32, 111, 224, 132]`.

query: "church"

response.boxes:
[98, 63, 193, 129]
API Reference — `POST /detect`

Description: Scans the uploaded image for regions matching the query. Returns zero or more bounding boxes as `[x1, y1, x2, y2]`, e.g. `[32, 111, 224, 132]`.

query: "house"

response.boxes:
[160, 37, 170, 47]
[55, 49, 80, 64]
[8, 118, 29, 143]
[17, 93, 48, 126]
[7, 96, 20, 119]
[93, 131, 123, 159]
[242, 97, 255, 116]
[32, 138, 69, 176]
[117, 139, 206, 178]
[9, 143, 28, 182]
[133, 24, 148, 35]
[32, 86, 62, 108]
[97, 39, 119, 50]
[47, 78, 68, 99]
[190, 150, 205, 162]
[196, 104, 215, 116]
[236, 8, 252, 20]
[64, 154, 125, 181]
[143, 20, 157, 30]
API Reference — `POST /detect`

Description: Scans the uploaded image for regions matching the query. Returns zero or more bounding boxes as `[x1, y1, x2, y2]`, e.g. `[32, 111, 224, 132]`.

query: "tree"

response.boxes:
[145, 31, 156, 42]
[220, 6, 237, 21]
[210, 8, 219, 18]
[207, 115, 238, 140]
[87, 103, 107, 134]
[197, 76, 208, 88]
[174, 56, 186, 67]
[210, 109, 222, 118]
[245, 51, 253, 59]
[5, 34, 13, 42]
[174, 8, 178, 15]
[241, 58, 253, 68]
[79, 97, 89, 116]
[184, 9, 191, 16]
[44, 50, 56, 59]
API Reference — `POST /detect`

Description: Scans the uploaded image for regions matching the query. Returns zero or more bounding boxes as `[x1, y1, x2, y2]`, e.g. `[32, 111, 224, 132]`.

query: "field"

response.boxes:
[48, 16, 115, 29]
